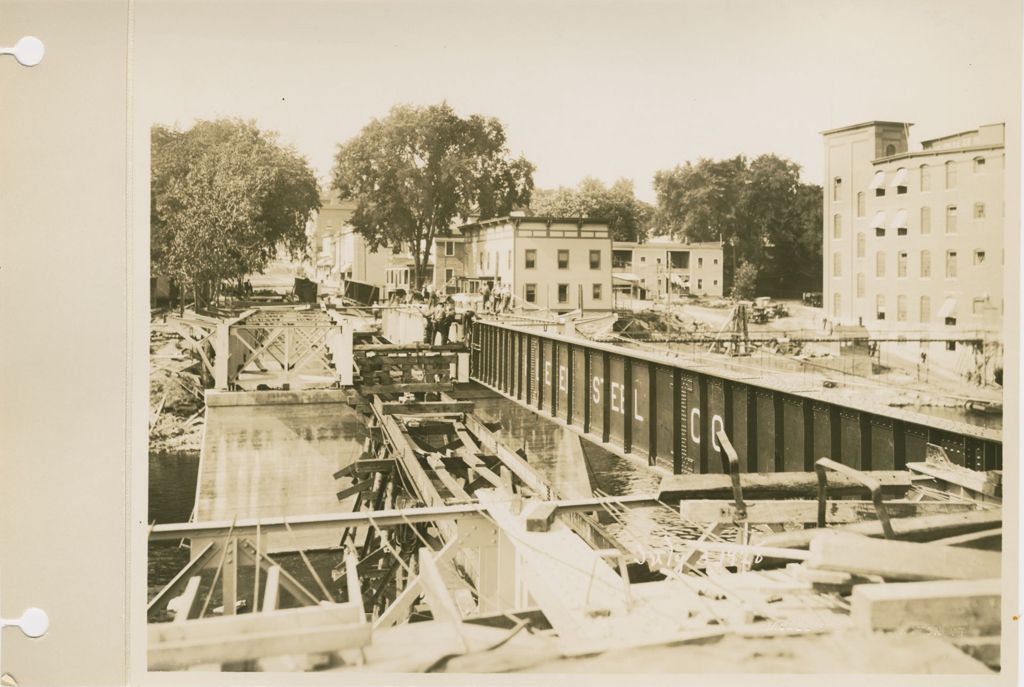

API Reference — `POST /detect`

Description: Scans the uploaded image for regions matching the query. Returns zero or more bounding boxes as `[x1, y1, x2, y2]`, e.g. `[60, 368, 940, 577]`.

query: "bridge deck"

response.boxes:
[195, 393, 368, 552]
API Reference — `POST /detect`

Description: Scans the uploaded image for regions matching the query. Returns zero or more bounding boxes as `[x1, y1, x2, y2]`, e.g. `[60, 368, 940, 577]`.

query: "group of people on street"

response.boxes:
[480, 280, 512, 315]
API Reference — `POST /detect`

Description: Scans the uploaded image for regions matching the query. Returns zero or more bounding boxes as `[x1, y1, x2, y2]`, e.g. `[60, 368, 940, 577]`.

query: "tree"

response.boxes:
[331, 103, 534, 289]
[151, 119, 320, 311]
[653, 154, 823, 296]
[730, 261, 759, 300]
[530, 177, 654, 242]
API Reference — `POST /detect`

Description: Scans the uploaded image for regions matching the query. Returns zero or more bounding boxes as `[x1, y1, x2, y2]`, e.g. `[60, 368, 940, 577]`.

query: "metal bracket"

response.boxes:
[815, 457, 894, 538]
[715, 429, 747, 523]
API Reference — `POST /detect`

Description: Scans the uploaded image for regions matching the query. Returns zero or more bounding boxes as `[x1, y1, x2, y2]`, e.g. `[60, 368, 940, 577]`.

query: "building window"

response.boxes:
[479, 251, 484, 269]
[973, 249, 986, 265]
[945, 250, 957, 278]
[856, 232, 865, 258]
[612, 250, 633, 269]
[833, 293, 841, 317]
[945, 205, 957, 233]
[920, 250, 931, 277]
[656, 257, 662, 265]
[525, 283, 537, 303]
[894, 168, 908, 194]
[713, 258, 718, 265]
[920, 206, 931, 234]
[876, 295, 885, 320]
[833, 177, 842, 201]
[832, 252, 841, 277]
[974, 202, 986, 219]
[444, 241, 455, 256]
[945, 161, 957, 189]
[590, 250, 601, 269]
[697, 278, 703, 290]
[856, 192, 865, 217]
[897, 295, 908, 322]
[525, 249, 536, 269]
[885, 144, 896, 156]
[592, 283, 602, 300]
[875, 251, 885, 278]
[640, 256, 647, 265]
[919, 164, 931, 192]
[444, 268, 455, 284]
[698, 257, 703, 267]
[946, 341, 956, 351]
[856, 272, 865, 297]
[558, 250, 569, 269]
[972, 298, 987, 315]
[973, 156, 986, 172]
[897, 251, 908, 278]
[557, 284, 569, 303]
[713, 279, 718, 285]
[833, 214, 842, 239]
[875, 226, 885, 238]
[920, 295, 931, 323]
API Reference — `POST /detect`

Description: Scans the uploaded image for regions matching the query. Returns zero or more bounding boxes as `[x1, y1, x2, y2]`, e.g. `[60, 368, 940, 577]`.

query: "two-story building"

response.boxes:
[456, 215, 614, 313]
[611, 239, 731, 300]
[312, 190, 390, 289]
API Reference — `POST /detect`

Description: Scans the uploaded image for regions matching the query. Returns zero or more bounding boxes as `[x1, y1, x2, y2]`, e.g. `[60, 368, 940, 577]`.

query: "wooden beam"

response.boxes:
[808, 532, 1001, 581]
[262, 565, 281, 612]
[336, 477, 375, 501]
[462, 415, 552, 498]
[380, 401, 475, 416]
[172, 576, 202, 623]
[417, 547, 464, 627]
[907, 461, 1001, 498]
[148, 603, 369, 670]
[525, 502, 558, 532]
[932, 528, 1002, 550]
[658, 471, 913, 501]
[426, 453, 472, 501]
[678, 499, 978, 525]
[357, 382, 454, 394]
[757, 509, 1003, 550]
[850, 578, 1000, 635]
[147, 542, 218, 619]
[237, 540, 320, 607]
[352, 459, 396, 475]
[374, 538, 460, 630]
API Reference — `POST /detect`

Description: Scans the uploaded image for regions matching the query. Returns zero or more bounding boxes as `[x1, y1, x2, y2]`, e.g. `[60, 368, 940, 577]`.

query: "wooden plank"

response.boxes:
[463, 416, 552, 498]
[147, 542, 218, 618]
[808, 532, 1001, 581]
[374, 538, 460, 630]
[417, 547, 464, 627]
[380, 401, 474, 416]
[148, 603, 369, 670]
[336, 477, 375, 501]
[678, 499, 978, 525]
[850, 578, 1001, 635]
[907, 461, 1001, 497]
[757, 509, 1003, 550]
[237, 541, 320, 607]
[262, 566, 281, 612]
[932, 528, 1002, 550]
[171, 577, 202, 623]
[658, 471, 913, 500]
[357, 382, 454, 394]
[425, 456, 472, 502]
[352, 459, 396, 475]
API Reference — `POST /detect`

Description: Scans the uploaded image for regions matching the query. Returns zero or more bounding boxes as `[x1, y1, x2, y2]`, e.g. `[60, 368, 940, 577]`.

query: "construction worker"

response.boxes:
[480, 282, 492, 313]
[438, 299, 457, 344]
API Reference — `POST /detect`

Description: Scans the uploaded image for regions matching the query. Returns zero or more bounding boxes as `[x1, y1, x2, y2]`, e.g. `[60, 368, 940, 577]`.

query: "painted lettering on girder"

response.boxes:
[558, 365, 567, 392]
[592, 375, 603, 403]
[544, 361, 551, 387]
[691, 408, 701, 444]
[711, 414, 724, 452]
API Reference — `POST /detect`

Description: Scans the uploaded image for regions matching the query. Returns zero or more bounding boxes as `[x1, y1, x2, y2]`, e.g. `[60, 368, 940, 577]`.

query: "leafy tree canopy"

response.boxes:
[331, 103, 534, 288]
[653, 154, 822, 294]
[151, 118, 320, 308]
[530, 177, 654, 242]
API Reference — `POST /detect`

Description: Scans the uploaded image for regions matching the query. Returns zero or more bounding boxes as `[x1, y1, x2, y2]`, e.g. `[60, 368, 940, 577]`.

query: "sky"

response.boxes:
[136, 0, 1020, 202]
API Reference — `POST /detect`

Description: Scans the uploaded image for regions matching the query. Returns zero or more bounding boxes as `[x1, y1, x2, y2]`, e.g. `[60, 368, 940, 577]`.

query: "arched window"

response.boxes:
[876, 295, 886, 320]
[920, 206, 931, 234]
[875, 251, 886, 278]
[833, 293, 841, 317]
[897, 295, 908, 321]
[856, 272, 865, 297]
[832, 252, 842, 277]
[856, 192, 865, 217]
[973, 156, 986, 172]
[919, 164, 931, 191]
[920, 295, 931, 322]
[945, 160, 957, 189]
[920, 250, 931, 277]
[833, 214, 842, 239]
[885, 144, 896, 156]
[946, 205, 958, 234]
[856, 232, 865, 258]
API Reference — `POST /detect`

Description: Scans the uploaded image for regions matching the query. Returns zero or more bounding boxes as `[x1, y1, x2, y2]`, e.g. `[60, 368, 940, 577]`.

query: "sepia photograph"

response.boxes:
[140, 0, 1017, 677]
